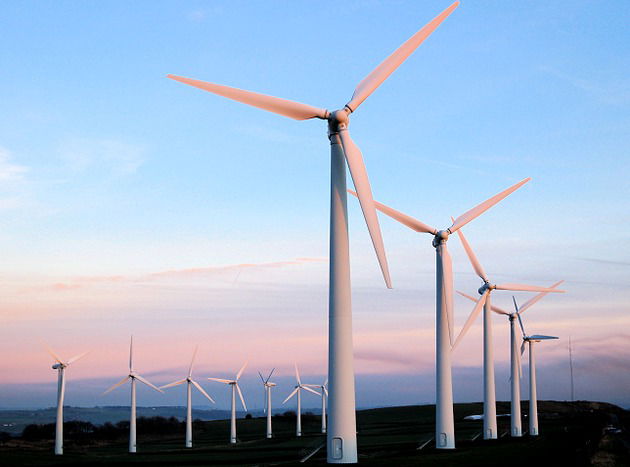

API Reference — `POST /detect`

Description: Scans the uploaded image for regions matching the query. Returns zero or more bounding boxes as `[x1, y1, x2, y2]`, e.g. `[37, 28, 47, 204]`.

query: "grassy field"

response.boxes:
[1, 401, 628, 466]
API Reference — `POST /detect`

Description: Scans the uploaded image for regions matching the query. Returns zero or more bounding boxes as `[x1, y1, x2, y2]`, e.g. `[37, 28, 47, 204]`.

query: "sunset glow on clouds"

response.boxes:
[1, 1, 629, 410]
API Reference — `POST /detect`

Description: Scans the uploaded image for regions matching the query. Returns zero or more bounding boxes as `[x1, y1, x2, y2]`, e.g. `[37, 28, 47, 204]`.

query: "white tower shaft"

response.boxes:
[327, 135, 358, 463]
[510, 318, 522, 437]
[435, 242, 454, 449]
[54, 368, 66, 455]
[130, 378, 137, 453]
[186, 381, 193, 447]
[529, 342, 538, 436]
[230, 384, 237, 443]
[483, 296, 498, 439]
[296, 389, 302, 437]
[266, 387, 272, 438]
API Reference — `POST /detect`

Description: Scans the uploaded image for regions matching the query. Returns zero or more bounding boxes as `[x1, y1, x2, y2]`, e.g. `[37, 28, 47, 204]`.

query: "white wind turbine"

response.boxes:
[304, 378, 328, 433]
[160, 346, 215, 448]
[513, 297, 559, 437]
[258, 369, 276, 439]
[45, 345, 88, 456]
[350, 177, 531, 449]
[168, 3, 460, 462]
[283, 364, 320, 437]
[451, 226, 564, 440]
[208, 362, 248, 444]
[459, 281, 564, 438]
[103, 336, 163, 453]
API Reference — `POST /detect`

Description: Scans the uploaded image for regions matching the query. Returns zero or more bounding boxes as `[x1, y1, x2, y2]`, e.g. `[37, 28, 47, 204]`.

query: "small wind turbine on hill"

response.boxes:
[451, 225, 563, 440]
[304, 378, 328, 433]
[168, 2, 460, 462]
[283, 364, 320, 437]
[513, 297, 559, 436]
[160, 346, 215, 448]
[103, 336, 163, 453]
[45, 345, 88, 456]
[208, 362, 248, 444]
[460, 282, 564, 437]
[350, 177, 531, 449]
[258, 369, 276, 439]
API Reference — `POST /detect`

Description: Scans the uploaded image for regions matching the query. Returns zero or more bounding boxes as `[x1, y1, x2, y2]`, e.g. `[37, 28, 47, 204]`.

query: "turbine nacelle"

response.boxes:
[52, 363, 64, 370]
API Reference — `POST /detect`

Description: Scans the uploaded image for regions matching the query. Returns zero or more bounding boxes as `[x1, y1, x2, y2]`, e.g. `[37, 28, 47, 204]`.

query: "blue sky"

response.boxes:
[0, 1, 629, 409]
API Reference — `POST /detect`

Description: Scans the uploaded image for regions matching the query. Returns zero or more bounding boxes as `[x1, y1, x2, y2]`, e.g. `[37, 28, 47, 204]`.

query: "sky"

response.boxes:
[0, 1, 629, 411]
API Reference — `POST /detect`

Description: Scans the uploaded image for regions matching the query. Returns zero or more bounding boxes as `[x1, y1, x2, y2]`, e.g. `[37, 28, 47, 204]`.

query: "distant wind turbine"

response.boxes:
[168, 2, 461, 462]
[304, 378, 328, 433]
[283, 364, 320, 437]
[514, 297, 559, 436]
[208, 362, 248, 444]
[103, 336, 163, 453]
[350, 176, 531, 448]
[452, 225, 563, 440]
[45, 344, 88, 456]
[160, 346, 215, 448]
[258, 369, 276, 439]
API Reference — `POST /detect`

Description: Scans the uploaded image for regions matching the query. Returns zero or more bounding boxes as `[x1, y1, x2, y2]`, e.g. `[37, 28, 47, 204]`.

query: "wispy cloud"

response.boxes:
[540, 66, 630, 106]
[0, 147, 28, 182]
[58, 138, 146, 176]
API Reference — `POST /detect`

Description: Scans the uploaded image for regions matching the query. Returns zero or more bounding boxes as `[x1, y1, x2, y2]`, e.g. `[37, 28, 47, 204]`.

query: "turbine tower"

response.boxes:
[350, 177, 531, 448]
[305, 378, 328, 433]
[208, 362, 248, 444]
[167, 2, 460, 461]
[258, 369, 276, 439]
[460, 281, 564, 437]
[45, 345, 88, 456]
[160, 346, 215, 448]
[283, 364, 320, 437]
[514, 297, 559, 436]
[451, 227, 563, 440]
[103, 336, 163, 453]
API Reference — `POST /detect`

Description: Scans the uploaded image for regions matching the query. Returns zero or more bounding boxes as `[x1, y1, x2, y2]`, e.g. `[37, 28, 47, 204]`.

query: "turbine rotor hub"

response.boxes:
[432, 230, 450, 247]
[327, 108, 350, 135]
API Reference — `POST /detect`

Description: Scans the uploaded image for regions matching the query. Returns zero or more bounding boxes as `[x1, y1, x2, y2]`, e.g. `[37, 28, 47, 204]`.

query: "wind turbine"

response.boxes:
[168, 3, 460, 462]
[103, 336, 163, 453]
[45, 345, 88, 455]
[208, 362, 248, 444]
[283, 364, 320, 437]
[514, 297, 559, 436]
[350, 177, 531, 449]
[160, 346, 215, 448]
[258, 369, 276, 439]
[451, 226, 564, 440]
[459, 281, 564, 438]
[305, 378, 328, 433]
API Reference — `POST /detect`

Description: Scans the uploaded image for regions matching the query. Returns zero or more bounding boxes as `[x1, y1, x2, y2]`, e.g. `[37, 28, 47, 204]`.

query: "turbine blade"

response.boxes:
[188, 345, 198, 378]
[346, 1, 460, 112]
[452, 289, 489, 351]
[258, 371, 266, 384]
[295, 363, 301, 385]
[103, 376, 130, 395]
[529, 335, 559, 340]
[495, 283, 565, 293]
[160, 379, 187, 390]
[457, 290, 510, 315]
[452, 223, 488, 282]
[323, 386, 328, 397]
[441, 244, 454, 347]
[340, 131, 391, 288]
[235, 384, 247, 411]
[449, 178, 531, 234]
[66, 351, 89, 366]
[129, 335, 134, 372]
[266, 368, 275, 383]
[191, 380, 216, 403]
[516, 310, 527, 337]
[207, 377, 233, 384]
[282, 387, 299, 404]
[517, 343, 523, 379]
[135, 374, 164, 393]
[167, 75, 328, 120]
[43, 343, 63, 364]
[303, 386, 321, 397]
[518, 280, 565, 315]
[236, 361, 248, 381]
[349, 189, 436, 234]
